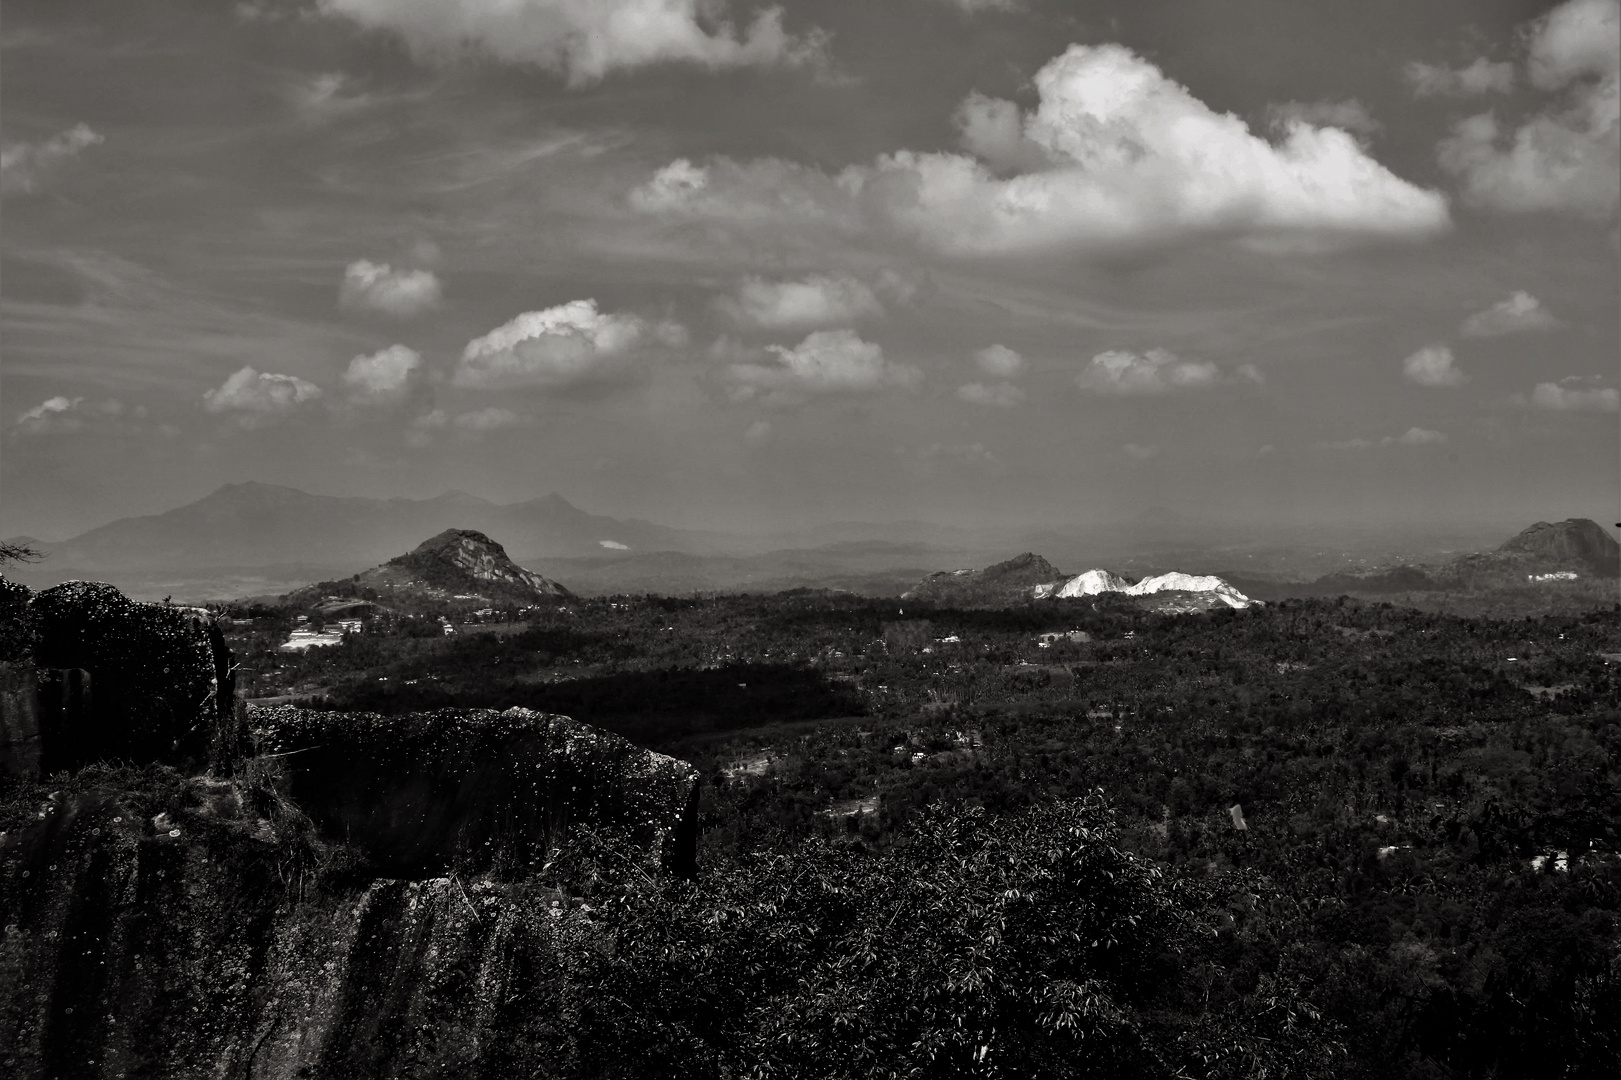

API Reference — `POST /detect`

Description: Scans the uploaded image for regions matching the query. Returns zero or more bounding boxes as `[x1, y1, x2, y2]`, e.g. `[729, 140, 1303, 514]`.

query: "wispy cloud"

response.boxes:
[1076, 348, 1218, 396]
[316, 0, 830, 86]
[1459, 291, 1560, 337]
[0, 123, 102, 195]
[716, 273, 884, 331]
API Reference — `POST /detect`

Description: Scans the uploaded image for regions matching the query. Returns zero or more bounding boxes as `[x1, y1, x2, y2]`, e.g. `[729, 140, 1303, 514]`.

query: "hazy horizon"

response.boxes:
[4, 0, 1617, 543]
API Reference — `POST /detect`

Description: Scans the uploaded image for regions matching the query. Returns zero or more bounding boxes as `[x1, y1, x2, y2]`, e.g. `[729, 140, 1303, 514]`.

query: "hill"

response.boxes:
[901, 552, 1062, 606]
[284, 529, 571, 610]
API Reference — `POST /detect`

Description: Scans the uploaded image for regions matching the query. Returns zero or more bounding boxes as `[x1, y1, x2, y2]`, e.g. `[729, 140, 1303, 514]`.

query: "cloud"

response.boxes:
[316, 0, 828, 86]
[1266, 99, 1382, 138]
[726, 329, 921, 404]
[938, 0, 1021, 11]
[1235, 362, 1265, 385]
[12, 396, 167, 439]
[956, 381, 1025, 407]
[1389, 426, 1447, 446]
[339, 259, 443, 317]
[1405, 58, 1515, 97]
[452, 406, 522, 431]
[1531, 376, 1621, 412]
[1437, 0, 1619, 217]
[1317, 427, 1447, 450]
[743, 419, 773, 445]
[634, 44, 1450, 257]
[1402, 344, 1466, 388]
[343, 344, 424, 407]
[1122, 442, 1159, 460]
[0, 123, 103, 195]
[974, 344, 1025, 377]
[453, 299, 685, 389]
[1076, 348, 1219, 396]
[1459, 290, 1560, 337]
[202, 366, 324, 425]
[716, 273, 884, 330]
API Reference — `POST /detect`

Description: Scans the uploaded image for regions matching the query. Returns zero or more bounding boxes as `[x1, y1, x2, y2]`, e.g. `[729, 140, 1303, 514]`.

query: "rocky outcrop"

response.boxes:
[0, 773, 545, 1079]
[0, 579, 243, 778]
[253, 705, 700, 879]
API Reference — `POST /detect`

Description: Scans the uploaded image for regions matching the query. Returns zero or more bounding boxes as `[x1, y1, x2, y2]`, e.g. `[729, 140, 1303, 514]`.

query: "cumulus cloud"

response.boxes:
[453, 299, 685, 389]
[203, 366, 324, 425]
[716, 273, 884, 330]
[1531, 376, 1621, 412]
[316, 0, 828, 86]
[634, 43, 1449, 257]
[1437, 0, 1619, 217]
[1318, 427, 1447, 450]
[1459, 290, 1560, 337]
[1402, 344, 1466, 388]
[339, 259, 442, 317]
[0, 123, 103, 195]
[974, 344, 1025, 377]
[343, 344, 424, 407]
[1405, 57, 1515, 97]
[1266, 99, 1382, 138]
[726, 329, 921, 404]
[955, 381, 1025, 407]
[1076, 348, 1219, 396]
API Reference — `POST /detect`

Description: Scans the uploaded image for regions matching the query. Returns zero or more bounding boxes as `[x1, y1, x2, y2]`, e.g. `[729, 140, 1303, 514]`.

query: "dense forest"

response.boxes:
[200, 589, 1621, 1076]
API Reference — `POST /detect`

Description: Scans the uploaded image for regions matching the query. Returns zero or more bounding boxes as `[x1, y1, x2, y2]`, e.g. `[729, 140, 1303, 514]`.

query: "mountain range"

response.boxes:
[3, 482, 1615, 607]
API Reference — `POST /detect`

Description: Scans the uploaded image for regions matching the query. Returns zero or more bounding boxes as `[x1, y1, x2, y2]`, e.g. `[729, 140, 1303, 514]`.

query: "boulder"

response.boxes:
[0, 580, 242, 777]
[253, 705, 701, 879]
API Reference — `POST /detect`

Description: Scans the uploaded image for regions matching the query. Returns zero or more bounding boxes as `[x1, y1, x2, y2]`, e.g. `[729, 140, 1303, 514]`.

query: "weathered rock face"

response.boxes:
[253, 705, 700, 879]
[1, 580, 242, 777]
[0, 773, 525, 1079]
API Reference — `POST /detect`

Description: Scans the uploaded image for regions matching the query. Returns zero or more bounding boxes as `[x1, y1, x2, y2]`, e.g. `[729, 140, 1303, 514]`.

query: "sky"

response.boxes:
[2, 0, 1617, 541]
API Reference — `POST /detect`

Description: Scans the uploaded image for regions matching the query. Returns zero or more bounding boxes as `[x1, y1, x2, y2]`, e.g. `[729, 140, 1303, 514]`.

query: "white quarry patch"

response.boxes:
[1056, 569, 1132, 597]
[599, 539, 630, 550]
[1528, 571, 1578, 582]
[280, 628, 344, 652]
[1043, 568, 1254, 608]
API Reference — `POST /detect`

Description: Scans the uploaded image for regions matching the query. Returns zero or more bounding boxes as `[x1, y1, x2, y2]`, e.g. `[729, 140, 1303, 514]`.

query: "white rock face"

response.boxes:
[1126, 572, 1250, 608]
[1055, 569, 1132, 597]
[1044, 568, 1253, 608]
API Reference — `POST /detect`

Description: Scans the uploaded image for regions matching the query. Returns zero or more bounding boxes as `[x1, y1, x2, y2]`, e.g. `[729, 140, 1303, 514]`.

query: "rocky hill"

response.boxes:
[901, 552, 1062, 605]
[1494, 518, 1620, 575]
[286, 529, 571, 610]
